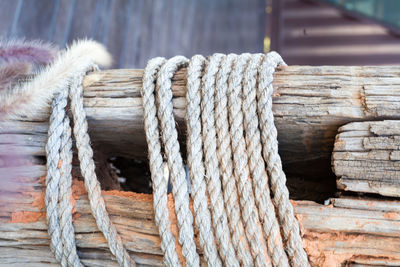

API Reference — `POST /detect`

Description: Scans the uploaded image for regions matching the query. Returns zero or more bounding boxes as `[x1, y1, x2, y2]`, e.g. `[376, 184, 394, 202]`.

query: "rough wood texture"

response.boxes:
[1, 166, 400, 267]
[333, 120, 400, 197]
[4, 65, 400, 186]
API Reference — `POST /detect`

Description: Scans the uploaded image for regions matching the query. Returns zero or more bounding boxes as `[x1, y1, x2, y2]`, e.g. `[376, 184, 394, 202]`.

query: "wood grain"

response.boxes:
[333, 120, 400, 197]
[1, 169, 399, 267]
[4, 65, 400, 186]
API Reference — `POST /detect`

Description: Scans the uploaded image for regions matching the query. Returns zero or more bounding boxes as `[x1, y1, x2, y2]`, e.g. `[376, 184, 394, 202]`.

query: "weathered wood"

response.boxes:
[333, 120, 400, 197]
[4, 65, 400, 185]
[1, 168, 400, 267]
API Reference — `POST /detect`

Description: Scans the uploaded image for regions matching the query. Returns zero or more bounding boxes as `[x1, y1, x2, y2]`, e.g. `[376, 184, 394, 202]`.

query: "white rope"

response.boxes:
[155, 56, 201, 266]
[242, 53, 289, 267]
[256, 52, 310, 267]
[227, 53, 271, 267]
[44, 51, 310, 267]
[46, 66, 136, 267]
[214, 54, 254, 267]
[46, 87, 76, 267]
[199, 53, 239, 267]
[69, 68, 136, 267]
[141, 57, 181, 267]
[186, 55, 223, 267]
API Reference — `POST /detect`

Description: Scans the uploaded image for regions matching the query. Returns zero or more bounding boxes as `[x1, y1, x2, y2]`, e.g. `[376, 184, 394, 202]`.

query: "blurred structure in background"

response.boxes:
[1, 0, 400, 66]
[0, 0, 265, 68]
[266, 0, 400, 65]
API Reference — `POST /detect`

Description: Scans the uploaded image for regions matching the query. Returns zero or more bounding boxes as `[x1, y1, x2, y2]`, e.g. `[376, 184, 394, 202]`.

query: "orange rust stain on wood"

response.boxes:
[384, 212, 399, 220]
[30, 191, 45, 210]
[10, 211, 45, 223]
[166, 193, 186, 266]
[71, 179, 87, 199]
[301, 230, 367, 267]
[102, 190, 153, 202]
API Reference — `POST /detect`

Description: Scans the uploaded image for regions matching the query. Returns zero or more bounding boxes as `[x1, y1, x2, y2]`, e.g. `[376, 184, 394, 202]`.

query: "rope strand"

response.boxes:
[141, 57, 182, 267]
[155, 56, 200, 266]
[186, 55, 223, 267]
[44, 51, 310, 267]
[256, 52, 310, 267]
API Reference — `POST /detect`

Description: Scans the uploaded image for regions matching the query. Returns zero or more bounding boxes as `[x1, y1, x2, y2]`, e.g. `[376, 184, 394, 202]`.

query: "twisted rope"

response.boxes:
[69, 69, 135, 267]
[214, 54, 254, 267]
[186, 55, 223, 267]
[58, 90, 83, 267]
[227, 53, 271, 267]
[199, 53, 239, 267]
[155, 56, 200, 266]
[44, 51, 310, 267]
[141, 57, 181, 267]
[256, 52, 310, 267]
[242, 54, 289, 267]
[46, 87, 74, 267]
[46, 66, 136, 267]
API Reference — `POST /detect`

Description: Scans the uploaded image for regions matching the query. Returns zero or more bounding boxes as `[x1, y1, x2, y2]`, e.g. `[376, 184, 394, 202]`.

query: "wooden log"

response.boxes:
[1, 166, 400, 267]
[332, 120, 400, 197]
[3, 66, 400, 185]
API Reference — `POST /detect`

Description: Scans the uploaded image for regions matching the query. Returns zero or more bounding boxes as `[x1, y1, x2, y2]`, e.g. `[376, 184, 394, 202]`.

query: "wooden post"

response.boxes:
[333, 120, 400, 197]
[1, 168, 400, 266]
[3, 65, 400, 184]
[2, 66, 400, 266]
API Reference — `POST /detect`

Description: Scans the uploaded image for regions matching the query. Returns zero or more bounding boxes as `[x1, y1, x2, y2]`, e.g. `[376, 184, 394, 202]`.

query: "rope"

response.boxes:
[214, 54, 254, 266]
[46, 86, 75, 267]
[69, 68, 136, 267]
[186, 55, 223, 267]
[141, 57, 181, 267]
[199, 53, 239, 267]
[227, 53, 271, 267]
[155, 56, 201, 266]
[44, 51, 310, 267]
[257, 52, 310, 267]
[242, 54, 289, 267]
[141, 52, 310, 267]
[46, 65, 136, 267]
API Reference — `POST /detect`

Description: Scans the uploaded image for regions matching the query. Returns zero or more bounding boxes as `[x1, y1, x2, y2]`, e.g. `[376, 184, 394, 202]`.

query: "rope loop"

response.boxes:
[45, 52, 310, 267]
[46, 65, 136, 267]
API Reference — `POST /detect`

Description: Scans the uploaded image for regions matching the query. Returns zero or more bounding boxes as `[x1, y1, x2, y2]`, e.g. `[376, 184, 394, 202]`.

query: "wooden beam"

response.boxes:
[333, 120, 400, 197]
[1, 168, 400, 267]
[3, 65, 400, 183]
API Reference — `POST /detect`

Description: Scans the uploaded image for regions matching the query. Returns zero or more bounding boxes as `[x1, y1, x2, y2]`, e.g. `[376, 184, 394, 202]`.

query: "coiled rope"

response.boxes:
[45, 52, 310, 267]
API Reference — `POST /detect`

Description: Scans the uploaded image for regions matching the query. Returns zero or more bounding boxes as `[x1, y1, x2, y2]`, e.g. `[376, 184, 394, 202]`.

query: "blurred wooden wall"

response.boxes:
[0, 0, 265, 68]
[267, 0, 400, 65]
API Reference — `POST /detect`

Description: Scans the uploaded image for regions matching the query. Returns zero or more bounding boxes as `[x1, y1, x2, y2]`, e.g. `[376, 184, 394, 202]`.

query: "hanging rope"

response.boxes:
[141, 52, 310, 267]
[44, 51, 310, 267]
[46, 65, 136, 267]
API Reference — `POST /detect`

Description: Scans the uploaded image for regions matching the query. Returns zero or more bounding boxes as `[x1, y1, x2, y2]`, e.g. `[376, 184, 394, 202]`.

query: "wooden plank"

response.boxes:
[4, 65, 400, 185]
[11, 0, 57, 40]
[50, 0, 76, 46]
[0, 0, 19, 36]
[67, 0, 99, 42]
[1, 169, 400, 266]
[105, 0, 133, 68]
[333, 120, 400, 197]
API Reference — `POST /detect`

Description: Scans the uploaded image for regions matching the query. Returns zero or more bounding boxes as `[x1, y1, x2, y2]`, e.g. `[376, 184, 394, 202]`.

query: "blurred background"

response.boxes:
[1, 0, 400, 68]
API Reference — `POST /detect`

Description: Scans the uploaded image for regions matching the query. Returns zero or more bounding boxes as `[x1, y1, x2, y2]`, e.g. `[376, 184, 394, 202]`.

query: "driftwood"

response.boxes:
[2, 65, 400, 266]
[333, 120, 400, 197]
[1, 166, 400, 267]
[3, 65, 400, 183]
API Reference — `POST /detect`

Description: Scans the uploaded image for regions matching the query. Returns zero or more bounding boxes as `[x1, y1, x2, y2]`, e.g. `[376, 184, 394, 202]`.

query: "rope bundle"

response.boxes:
[45, 65, 135, 267]
[45, 52, 309, 267]
[141, 52, 310, 267]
